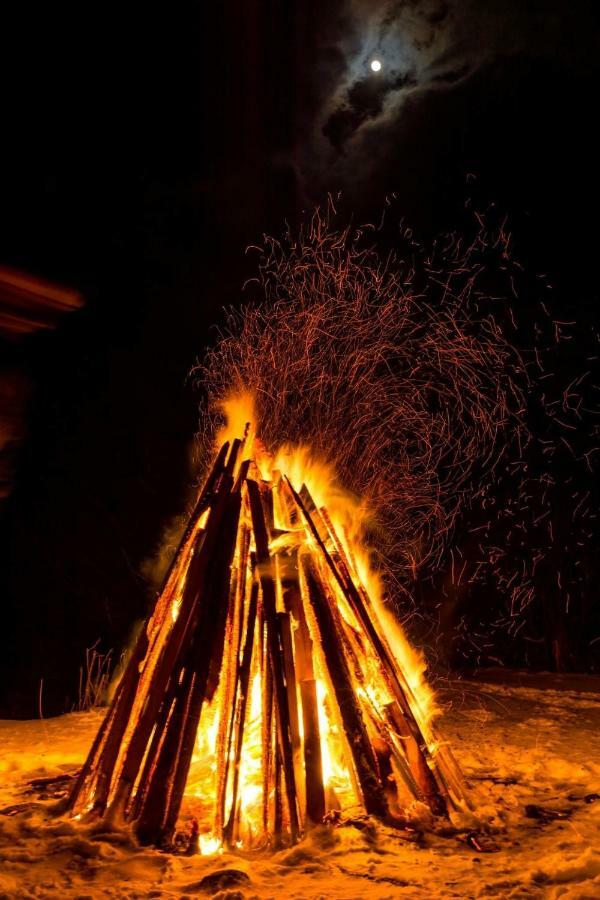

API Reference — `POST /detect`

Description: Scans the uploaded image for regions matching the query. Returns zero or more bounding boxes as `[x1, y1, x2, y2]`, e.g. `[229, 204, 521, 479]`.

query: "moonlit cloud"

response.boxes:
[296, 0, 596, 194]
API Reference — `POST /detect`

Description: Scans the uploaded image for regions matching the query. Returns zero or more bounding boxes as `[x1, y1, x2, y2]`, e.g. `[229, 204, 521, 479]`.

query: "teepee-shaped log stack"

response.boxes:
[67, 430, 467, 852]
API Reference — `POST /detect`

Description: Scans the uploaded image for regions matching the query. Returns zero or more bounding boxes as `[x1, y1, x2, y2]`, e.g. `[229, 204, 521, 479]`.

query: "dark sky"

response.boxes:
[0, 1, 598, 715]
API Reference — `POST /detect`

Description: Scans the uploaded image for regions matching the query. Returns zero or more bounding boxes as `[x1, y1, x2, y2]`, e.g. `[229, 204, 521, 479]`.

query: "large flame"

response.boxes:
[182, 392, 440, 852]
[68, 390, 464, 852]
[215, 390, 255, 448]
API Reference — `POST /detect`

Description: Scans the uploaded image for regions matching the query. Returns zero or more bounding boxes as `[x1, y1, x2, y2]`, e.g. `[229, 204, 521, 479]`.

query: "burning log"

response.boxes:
[133, 488, 242, 844]
[280, 560, 325, 826]
[300, 554, 389, 820]
[247, 478, 300, 842]
[216, 523, 250, 836]
[290, 480, 456, 816]
[67, 442, 231, 819]
[223, 579, 258, 847]
[67, 425, 467, 852]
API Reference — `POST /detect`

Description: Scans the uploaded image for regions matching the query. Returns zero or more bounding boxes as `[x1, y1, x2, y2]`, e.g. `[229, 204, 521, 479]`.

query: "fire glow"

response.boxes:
[67, 395, 467, 852]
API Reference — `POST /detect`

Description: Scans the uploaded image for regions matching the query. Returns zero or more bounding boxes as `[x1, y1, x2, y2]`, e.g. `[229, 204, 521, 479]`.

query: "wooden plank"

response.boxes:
[128, 666, 187, 821]
[299, 677, 325, 825]
[288, 479, 450, 817]
[218, 522, 251, 838]
[273, 742, 283, 847]
[261, 612, 273, 837]
[106, 472, 235, 823]
[130, 488, 241, 843]
[213, 567, 241, 838]
[133, 666, 197, 845]
[277, 611, 304, 825]
[300, 554, 388, 819]
[223, 580, 259, 847]
[69, 443, 231, 818]
[247, 479, 300, 843]
[158, 490, 243, 844]
[280, 554, 325, 827]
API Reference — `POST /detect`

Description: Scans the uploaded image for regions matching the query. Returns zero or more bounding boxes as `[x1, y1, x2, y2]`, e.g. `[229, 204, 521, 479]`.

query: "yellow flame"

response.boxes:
[215, 390, 255, 448]
[315, 676, 356, 809]
[235, 669, 264, 841]
[182, 392, 440, 845]
[371, 598, 437, 733]
[199, 834, 222, 855]
[221, 392, 438, 728]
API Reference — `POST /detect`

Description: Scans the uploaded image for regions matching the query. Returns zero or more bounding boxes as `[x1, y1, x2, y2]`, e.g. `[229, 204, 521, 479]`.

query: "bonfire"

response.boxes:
[2, 213, 598, 899]
[67, 395, 467, 853]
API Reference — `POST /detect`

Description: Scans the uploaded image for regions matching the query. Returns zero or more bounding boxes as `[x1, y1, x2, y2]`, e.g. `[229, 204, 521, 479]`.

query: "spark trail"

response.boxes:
[196, 202, 599, 668]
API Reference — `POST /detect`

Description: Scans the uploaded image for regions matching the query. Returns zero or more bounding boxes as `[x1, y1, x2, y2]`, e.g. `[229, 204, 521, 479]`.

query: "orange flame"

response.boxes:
[180, 392, 441, 850]
[215, 390, 255, 448]
[67, 388, 465, 855]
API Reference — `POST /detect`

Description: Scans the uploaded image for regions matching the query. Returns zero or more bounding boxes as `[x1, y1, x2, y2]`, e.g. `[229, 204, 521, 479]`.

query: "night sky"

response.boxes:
[1, 1, 599, 716]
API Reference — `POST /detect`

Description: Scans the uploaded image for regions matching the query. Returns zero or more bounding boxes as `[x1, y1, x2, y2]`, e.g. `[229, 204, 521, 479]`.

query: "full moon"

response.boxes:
[370, 59, 382, 72]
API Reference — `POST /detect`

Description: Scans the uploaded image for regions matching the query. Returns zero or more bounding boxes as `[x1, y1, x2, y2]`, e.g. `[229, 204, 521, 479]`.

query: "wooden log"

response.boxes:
[139, 490, 243, 845]
[414, 735, 470, 812]
[223, 580, 259, 847]
[64, 673, 129, 815]
[277, 611, 304, 825]
[299, 678, 325, 825]
[212, 568, 241, 839]
[317, 600, 422, 811]
[78, 609, 154, 816]
[261, 613, 273, 837]
[247, 479, 300, 843]
[214, 517, 252, 834]
[233, 458, 251, 493]
[123, 484, 239, 838]
[140, 438, 231, 641]
[133, 666, 197, 845]
[273, 742, 283, 848]
[158, 672, 212, 845]
[68, 443, 231, 817]
[217, 523, 251, 838]
[280, 555, 325, 827]
[260, 479, 275, 532]
[277, 611, 301, 755]
[130, 494, 241, 825]
[372, 740, 400, 814]
[300, 554, 388, 820]
[383, 701, 433, 806]
[225, 437, 243, 477]
[129, 666, 188, 821]
[160, 441, 231, 604]
[107, 472, 237, 823]
[288, 480, 450, 817]
[277, 477, 300, 528]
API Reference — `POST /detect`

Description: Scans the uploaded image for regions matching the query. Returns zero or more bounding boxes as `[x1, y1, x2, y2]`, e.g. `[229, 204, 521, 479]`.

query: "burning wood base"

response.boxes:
[67, 425, 467, 852]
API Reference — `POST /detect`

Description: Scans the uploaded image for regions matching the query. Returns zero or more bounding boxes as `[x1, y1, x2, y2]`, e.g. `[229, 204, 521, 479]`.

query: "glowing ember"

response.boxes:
[197, 208, 526, 594]
[197, 206, 600, 675]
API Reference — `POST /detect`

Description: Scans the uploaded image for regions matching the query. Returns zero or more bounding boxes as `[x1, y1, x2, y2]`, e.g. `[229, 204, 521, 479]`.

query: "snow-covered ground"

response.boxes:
[1, 672, 599, 899]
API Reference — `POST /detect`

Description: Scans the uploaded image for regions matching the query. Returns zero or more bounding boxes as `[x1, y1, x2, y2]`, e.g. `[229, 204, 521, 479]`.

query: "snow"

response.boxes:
[1, 672, 599, 899]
